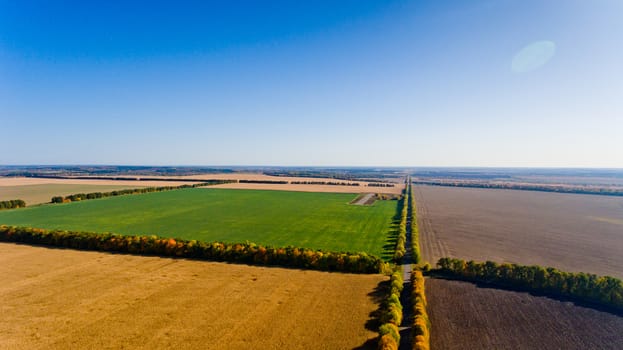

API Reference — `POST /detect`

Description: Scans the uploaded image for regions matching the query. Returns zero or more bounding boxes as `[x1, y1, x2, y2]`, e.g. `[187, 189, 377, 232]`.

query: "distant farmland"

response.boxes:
[414, 185, 623, 278]
[0, 188, 397, 258]
[0, 183, 156, 206]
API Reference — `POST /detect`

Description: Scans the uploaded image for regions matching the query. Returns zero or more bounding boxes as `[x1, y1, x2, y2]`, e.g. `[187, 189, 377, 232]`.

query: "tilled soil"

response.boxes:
[427, 278, 623, 350]
[413, 185, 623, 278]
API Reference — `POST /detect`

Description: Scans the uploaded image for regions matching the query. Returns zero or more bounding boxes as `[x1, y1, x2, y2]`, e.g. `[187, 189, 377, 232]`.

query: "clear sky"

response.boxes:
[1, 0, 622, 167]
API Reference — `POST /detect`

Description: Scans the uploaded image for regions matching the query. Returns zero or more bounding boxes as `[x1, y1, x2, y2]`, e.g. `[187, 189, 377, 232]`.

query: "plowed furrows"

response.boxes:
[414, 186, 450, 264]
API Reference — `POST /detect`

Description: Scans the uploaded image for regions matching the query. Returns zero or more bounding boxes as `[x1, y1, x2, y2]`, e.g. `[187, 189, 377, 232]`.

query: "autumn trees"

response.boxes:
[0, 225, 387, 274]
[0, 199, 26, 210]
[437, 258, 623, 312]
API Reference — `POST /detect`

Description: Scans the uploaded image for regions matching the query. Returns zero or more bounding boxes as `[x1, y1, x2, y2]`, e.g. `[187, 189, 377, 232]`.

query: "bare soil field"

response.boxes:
[0, 184, 155, 206]
[0, 177, 201, 205]
[11, 173, 404, 196]
[0, 243, 383, 350]
[0, 177, 199, 187]
[427, 278, 623, 350]
[414, 185, 623, 278]
[208, 182, 392, 194]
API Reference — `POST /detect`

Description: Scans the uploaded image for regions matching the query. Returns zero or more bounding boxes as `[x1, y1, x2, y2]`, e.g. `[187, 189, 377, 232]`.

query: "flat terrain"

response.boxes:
[414, 185, 623, 278]
[0, 188, 397, 257]
[0, 184, 156, 206]
[0, 177, 200, 205]
[0, 243, 383, 350]
[427, 278, 623, 350]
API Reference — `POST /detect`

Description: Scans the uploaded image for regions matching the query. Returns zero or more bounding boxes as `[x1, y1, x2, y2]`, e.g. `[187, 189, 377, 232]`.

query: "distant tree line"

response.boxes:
[0, 226, 387, 274]
[368, 183, 395, 187]
[436, 258, 623, 312]
[50, 181, 235, 204]
[0, 199, 26, 210]
[412, 180, 623, 197]
[411, 270, 430, 350]
[238, 180, 289, 184]
[290, 181, 360, 186]
[378, 269, 403, 350]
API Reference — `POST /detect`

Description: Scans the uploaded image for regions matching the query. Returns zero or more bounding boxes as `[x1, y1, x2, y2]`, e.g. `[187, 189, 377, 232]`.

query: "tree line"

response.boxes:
[409, 184, 421, 265]
[436, 258, 623, 312]
[290, 181, 360, 186]
[378, 269, 403, 350]
[50, 180, 235, 203]
[393, 186, 408, 262]
[411, 270, 430, 350]
[368, 183, 395, 187]
[0, 225, 387, 274]
[0, 199, 26, 210]
[239, 180, 288, 184]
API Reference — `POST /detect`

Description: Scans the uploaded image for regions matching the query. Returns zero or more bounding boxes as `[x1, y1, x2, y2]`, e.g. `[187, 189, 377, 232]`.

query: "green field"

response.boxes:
[0, 188, 397, 258]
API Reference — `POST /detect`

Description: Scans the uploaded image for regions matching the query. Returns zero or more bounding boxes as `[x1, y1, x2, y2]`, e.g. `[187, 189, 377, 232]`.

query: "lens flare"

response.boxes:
[511, 40, 556, 73]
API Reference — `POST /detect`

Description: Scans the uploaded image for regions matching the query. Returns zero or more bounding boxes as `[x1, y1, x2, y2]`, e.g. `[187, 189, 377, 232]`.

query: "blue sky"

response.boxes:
[1, 0, 622, 167]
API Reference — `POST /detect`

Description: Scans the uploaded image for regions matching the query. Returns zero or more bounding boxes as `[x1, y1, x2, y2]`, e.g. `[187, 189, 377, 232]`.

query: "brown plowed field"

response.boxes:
[427, 278, 623, 350]
[0, 178, 201, 205]
[0, 243, 383, 350]
[65, 174, 404, 194]
[413, 185, 623, 278]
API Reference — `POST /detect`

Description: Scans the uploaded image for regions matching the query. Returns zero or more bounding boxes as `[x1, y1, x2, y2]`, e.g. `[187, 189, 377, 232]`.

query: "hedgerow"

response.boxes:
[377, 269, 403, 349]
[411, 270, 430, 350]
[409, 184, 421, 264]
[0, 225, 387, 274]
[0, 199, 26, 210]
[394, 187, 408, 262]
[437, 257, 623, 311]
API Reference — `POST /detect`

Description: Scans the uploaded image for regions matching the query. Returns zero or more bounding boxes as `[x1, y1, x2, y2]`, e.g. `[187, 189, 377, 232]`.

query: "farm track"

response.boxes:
[0, 243, 384, 350]
[351, 193, 375, 206]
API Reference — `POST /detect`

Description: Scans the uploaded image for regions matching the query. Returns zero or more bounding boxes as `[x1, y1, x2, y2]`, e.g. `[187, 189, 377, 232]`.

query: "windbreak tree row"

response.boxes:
[409, 184, 421, 265]
[50, 180, 235, 203]
[378, 269, 404, 350]
[394, 184, 409, 262]
[411, 270, 430, 350]
[436, 258, 623, 312]
[290, 181, 360, 186]
[0, 199, 26, 210]
[0, 226, 387, 274]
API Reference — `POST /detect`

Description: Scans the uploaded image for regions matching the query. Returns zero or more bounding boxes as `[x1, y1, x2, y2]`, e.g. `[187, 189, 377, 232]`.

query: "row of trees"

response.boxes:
[409, 184, 421, 265]
[437, 258, 623, 311]
[0, 225, 387, 274]
[411, 270, 430, 350]
[378, 269, 403, 350]
[368, 183, 395, 187]
[393, 188, 408, 262]
[0, 199, 26, 210]
[238, 180, 288, 184]
[50, 181, 235, 203]
[290, 181, 360, 186]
